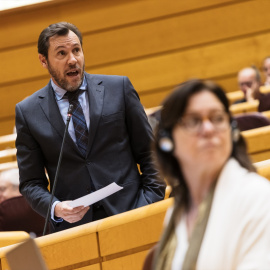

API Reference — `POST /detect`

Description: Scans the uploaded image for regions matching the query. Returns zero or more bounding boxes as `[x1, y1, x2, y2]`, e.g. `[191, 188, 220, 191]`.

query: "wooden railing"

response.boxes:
[0, 198, 173, 270]
[0, 134, 16, 151]
[226, 85, 270, 105]
[229, 100, 259, 115]
[0, 232, 29, 249]
[242, 125, 270, 162]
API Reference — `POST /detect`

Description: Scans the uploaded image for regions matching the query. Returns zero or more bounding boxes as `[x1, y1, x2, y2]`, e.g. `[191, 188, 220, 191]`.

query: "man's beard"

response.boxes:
[47, 62, 84, 92]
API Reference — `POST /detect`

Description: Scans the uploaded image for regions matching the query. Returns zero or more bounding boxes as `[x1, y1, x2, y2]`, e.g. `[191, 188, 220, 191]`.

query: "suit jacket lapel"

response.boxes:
[86, 74, 104, 154]
[38, 82, 78, 153]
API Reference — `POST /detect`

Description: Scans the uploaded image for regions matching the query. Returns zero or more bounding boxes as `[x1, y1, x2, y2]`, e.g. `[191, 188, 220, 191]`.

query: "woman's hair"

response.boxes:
[153, 79, 255, 208]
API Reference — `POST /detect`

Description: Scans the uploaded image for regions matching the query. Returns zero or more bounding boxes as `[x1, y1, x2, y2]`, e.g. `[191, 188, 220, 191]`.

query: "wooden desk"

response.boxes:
[0, 134, 16, 151]
[0, 199, 173, 270]
[242, 125, 270, 162]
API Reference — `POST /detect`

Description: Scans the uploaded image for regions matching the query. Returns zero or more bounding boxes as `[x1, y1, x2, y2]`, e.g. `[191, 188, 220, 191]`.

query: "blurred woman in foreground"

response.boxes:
[152, 80, 270, 269]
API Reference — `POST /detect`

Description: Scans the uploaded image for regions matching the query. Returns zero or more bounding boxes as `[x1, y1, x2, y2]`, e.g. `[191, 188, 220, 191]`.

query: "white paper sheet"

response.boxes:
[67, 182, 123, 208]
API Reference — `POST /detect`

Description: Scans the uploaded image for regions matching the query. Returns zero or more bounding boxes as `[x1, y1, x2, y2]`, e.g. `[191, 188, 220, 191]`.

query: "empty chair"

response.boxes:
[0, 195, 47, 237]
[0, 168, 47, 236]
[234, 112, 270, 131]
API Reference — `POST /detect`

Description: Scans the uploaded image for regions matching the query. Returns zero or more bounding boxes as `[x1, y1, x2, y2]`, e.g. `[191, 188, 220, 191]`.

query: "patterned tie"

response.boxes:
[66, 90, 89, 157]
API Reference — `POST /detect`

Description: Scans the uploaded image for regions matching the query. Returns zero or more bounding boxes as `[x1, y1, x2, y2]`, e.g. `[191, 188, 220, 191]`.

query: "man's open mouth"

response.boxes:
[67, 70, 79, 77]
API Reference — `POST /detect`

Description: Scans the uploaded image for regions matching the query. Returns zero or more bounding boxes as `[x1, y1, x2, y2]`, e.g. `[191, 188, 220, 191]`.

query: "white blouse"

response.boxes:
[165, 158, 270, 270]
[171, 214, 189, 270]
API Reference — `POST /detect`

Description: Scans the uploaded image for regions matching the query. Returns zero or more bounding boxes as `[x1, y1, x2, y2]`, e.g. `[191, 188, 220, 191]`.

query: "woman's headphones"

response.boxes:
[158, 129, 174, 153]
[158, 120, 240, 153]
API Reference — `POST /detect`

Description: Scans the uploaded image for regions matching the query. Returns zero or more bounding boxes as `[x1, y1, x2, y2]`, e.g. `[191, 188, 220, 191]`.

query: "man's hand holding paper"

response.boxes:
[55, 201, 90, 224]
[68, 182, 123, 208]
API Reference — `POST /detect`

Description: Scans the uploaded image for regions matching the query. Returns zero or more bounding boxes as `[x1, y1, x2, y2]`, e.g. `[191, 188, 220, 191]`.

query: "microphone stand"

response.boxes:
[43, 104, 73, 236]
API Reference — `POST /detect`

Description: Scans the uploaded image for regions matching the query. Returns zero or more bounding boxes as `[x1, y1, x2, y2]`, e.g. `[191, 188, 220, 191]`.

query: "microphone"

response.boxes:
[43, 104, 73, 236]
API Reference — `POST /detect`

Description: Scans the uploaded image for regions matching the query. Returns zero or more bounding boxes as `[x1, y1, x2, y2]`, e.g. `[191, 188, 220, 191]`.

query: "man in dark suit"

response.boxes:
[15, 22, 165, 233]
[236, 66, 270, 112]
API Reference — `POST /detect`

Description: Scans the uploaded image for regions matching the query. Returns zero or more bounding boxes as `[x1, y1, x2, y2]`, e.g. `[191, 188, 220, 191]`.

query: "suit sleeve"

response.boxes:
[15, 103, 58, 219]
[123, 76, 166, 205]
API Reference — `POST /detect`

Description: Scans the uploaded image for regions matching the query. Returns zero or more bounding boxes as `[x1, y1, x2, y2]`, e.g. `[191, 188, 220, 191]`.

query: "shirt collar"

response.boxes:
[51, 76, 87, 101]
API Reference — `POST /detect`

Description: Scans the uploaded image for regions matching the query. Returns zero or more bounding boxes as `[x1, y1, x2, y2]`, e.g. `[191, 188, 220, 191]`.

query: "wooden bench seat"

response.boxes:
[0, 161, 17, 172]
[254, 159, 270, 180]
[0, 148, 16, 164]
[226, 90, 243, 105]
[242, 125, 270, 162]
[144, 100, 260, 117]
[261, 110, 270, 120]
[0, 134, 16, 151]
[229, 100, 259, 115]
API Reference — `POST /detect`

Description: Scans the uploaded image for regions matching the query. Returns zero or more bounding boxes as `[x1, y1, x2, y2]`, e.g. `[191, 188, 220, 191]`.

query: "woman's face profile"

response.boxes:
[172, 90, 232, 171]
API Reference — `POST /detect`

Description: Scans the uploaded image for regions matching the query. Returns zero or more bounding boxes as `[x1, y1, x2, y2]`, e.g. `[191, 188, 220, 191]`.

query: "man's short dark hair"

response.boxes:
[38, 22, 83, 59]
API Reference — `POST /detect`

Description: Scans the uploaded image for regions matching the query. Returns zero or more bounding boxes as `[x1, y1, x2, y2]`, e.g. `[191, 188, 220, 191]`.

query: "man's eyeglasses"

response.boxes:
[178, 111, 230, 134]
[239, 81, 254, 88]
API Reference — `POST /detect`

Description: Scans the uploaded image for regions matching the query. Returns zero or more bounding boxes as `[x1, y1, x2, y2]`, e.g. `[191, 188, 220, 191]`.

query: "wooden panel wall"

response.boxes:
[1, 0, 270, 135]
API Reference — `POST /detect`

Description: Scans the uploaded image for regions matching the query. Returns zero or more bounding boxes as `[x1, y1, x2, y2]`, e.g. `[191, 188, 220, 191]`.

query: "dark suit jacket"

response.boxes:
[0, 196, 46, 237]
[15, 73, 165, 232]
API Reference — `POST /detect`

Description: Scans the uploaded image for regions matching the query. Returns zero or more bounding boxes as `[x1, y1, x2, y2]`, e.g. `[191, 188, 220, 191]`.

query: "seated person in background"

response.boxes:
[0, 168, 21, 203]
[262, 56, 270, 86]
[146, 79, 270, 269]
[236, 66, 270, 112]
[0, 168, 46, 237]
